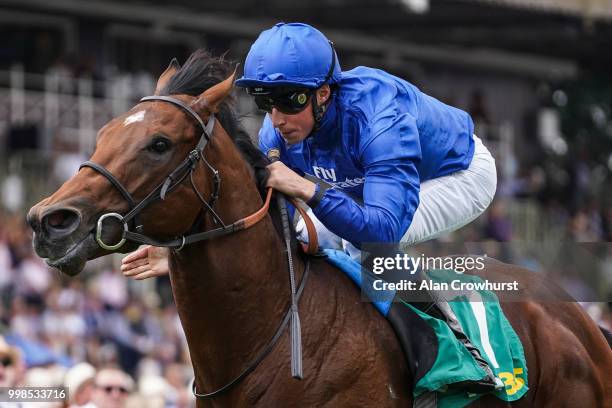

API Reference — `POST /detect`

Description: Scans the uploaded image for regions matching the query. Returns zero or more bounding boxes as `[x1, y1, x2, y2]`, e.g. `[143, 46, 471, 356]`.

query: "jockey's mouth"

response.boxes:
[279, 128, 295, 136]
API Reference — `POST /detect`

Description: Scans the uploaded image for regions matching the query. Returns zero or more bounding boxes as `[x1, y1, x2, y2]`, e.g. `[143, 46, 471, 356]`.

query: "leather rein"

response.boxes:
[79, 94, 318, 398]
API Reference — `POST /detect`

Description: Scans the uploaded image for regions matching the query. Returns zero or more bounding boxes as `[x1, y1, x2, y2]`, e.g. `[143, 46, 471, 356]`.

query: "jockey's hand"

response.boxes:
[266, 161, 316, 202]
[121, 245, 170, 280]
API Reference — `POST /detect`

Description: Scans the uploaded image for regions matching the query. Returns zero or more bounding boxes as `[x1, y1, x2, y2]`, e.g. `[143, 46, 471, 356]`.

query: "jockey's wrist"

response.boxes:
[300, 178, 317, 202]
[306, 182, 327, 208]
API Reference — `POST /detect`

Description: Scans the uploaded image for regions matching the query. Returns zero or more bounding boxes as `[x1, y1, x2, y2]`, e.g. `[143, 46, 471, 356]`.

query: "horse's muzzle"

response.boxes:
[27, 203, 91, 271]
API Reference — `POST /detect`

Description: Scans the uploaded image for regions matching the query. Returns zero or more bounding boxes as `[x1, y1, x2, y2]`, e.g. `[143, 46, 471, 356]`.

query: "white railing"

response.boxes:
[0, 65, 261, 211]
[0, 65, 154, 209]
[0, 65, 260, 155]
[0, 65, 148, 154]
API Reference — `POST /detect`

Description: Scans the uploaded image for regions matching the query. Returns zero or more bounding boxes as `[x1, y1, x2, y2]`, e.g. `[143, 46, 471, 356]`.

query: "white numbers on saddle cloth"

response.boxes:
[468, 291, 500, 369]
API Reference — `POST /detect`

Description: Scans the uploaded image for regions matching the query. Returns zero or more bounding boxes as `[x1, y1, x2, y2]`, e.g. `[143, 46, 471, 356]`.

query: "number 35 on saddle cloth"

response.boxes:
[323, 249, 529, 408]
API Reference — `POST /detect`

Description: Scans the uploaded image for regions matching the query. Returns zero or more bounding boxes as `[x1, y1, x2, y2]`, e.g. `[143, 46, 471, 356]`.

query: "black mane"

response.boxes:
[161, 49, 267, 172]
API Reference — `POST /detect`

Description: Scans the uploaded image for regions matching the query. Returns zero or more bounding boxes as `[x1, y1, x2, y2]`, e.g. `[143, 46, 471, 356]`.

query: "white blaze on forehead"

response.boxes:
[123, 110, 146, 127]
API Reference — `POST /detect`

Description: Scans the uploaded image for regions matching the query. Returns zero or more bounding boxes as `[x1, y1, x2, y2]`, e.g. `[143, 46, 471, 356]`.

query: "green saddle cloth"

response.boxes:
[409, 269, 528, 407]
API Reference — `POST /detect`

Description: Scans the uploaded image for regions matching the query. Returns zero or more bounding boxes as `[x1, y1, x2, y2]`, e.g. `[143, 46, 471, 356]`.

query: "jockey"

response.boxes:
[122, 22, 500, 392]
[235, 23, 497, 259]
[236, 22, 499, 391]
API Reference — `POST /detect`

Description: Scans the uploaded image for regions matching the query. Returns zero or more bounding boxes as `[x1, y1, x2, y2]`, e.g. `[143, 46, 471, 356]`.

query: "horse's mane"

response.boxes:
[161, 50, 288, 241]
[160, 49, 267, 171]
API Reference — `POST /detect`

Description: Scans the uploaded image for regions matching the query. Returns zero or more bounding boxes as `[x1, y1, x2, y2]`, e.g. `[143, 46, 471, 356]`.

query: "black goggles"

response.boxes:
[248, 87, 313, 115]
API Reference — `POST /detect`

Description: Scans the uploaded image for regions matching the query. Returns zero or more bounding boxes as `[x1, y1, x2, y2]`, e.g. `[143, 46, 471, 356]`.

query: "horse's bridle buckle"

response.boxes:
[96, 212, 128, 250]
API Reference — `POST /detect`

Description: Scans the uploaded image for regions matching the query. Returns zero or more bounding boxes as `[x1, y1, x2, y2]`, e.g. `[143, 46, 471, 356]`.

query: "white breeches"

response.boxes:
[297, 135, 497, 258]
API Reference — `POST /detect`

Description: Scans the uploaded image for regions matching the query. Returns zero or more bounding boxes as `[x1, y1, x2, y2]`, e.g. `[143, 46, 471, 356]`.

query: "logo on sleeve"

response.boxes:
[313, 166, 336, 181]
[312, 166, 364, 189]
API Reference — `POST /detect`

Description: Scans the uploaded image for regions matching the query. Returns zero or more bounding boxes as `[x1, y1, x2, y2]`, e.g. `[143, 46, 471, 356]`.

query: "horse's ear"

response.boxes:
[192, 66, 238, 115]
[154, 58, 181, 95]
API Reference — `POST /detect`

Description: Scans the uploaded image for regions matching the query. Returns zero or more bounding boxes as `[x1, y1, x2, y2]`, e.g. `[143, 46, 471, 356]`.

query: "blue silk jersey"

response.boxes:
[258, 66, 475, 247]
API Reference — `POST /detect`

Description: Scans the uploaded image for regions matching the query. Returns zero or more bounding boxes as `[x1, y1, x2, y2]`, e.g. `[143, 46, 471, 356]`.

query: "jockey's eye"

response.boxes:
[148, 137, 171, 154]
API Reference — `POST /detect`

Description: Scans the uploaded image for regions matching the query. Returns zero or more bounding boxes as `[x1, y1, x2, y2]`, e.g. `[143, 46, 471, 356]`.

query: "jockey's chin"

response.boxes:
[280, 129, 309, 145]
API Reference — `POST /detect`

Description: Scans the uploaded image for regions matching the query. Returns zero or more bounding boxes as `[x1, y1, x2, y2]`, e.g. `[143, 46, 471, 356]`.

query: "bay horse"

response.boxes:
[28, 50, 611, 407]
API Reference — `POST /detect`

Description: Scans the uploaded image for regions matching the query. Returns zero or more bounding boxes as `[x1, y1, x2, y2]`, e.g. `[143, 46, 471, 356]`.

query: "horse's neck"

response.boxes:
[168, 134, 297, 393]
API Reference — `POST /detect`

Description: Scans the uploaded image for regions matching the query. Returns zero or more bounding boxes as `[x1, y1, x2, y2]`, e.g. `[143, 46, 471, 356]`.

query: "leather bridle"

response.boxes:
[79, 95, 273, 251]
[80, 94, 317, 398]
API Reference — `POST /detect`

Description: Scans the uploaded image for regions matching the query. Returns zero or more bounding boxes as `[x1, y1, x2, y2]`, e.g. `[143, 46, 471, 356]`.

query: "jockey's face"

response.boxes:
[270, 85, 330, 145]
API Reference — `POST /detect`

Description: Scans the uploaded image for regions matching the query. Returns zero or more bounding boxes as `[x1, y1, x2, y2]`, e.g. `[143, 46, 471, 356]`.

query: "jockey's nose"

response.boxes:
[270, 108, 286, 127]
[28, 206, 81, 240]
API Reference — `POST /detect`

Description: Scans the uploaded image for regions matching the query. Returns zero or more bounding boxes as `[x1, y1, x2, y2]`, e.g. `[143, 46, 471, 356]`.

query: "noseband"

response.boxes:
[80, 95, 272, 251]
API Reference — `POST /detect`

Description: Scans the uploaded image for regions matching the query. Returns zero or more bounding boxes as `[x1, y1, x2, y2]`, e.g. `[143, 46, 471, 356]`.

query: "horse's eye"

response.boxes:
[149, 138, 171, 154]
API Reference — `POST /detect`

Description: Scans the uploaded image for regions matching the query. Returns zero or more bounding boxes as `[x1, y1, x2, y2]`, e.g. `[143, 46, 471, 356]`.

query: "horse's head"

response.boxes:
[27, 52, 239, 276]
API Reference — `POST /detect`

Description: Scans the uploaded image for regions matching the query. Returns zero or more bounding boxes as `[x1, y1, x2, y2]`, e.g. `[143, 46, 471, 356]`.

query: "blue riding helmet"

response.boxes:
[235, 22, 341, 89]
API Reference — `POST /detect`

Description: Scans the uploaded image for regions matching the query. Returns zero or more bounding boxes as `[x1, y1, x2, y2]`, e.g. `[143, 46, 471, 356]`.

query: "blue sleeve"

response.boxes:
[311, 107, 421, 246]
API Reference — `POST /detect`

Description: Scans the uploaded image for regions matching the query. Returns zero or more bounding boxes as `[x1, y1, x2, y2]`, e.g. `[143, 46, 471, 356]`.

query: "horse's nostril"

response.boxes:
[42, 209, 80, 236]
[47, 211, 69, 228]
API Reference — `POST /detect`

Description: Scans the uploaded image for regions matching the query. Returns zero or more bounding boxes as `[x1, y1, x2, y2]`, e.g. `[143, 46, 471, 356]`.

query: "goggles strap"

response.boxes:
[312, 96, 325, 132]
[311, 41, 336, 130]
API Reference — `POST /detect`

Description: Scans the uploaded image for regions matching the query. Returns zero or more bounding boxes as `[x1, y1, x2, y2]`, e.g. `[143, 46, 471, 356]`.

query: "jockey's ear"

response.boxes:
[316, 84, 331, 105]
[191, 66, 238, 116]
[154, 58, 181, 95]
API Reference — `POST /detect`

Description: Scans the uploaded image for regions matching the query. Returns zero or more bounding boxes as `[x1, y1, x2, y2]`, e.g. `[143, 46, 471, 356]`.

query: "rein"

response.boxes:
[192, 259, 311, 398]
[81, 93, 319, 399]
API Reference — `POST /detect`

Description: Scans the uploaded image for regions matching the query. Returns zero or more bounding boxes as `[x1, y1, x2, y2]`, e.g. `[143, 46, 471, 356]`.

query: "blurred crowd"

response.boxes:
[0, 209, 194, 408]
[466, 89, 612, 245]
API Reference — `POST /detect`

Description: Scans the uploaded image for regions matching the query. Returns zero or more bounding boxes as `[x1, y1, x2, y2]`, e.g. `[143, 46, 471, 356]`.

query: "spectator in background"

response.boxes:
[1, 174, 25, 214]
[468, 89, 491, 126]
[163, 363, 192, 408]
[132, 71, 155, 100]
[64, 362, 96, 408]
[10, 296, 43, 342]
[0, 211, 15, 309]
[42, 284, 87, 362]
[16, 252, 52, 299]
[566, 148, 592, 214]
[136, 375, 173, 408]
[91, 367, 134, 408]
[3, 213, 33, 272]
[52, 139, 88, 185]
[567, 210, 600, 242]
[0, 336, 24, 388]
[94, 269, 128, 311]
[484, 200, 513, 242]
[46, 54, 76, 94]
[584, 199, 604, 240]
[31, 31, 58, 74]
[22, 364, 67, 393]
